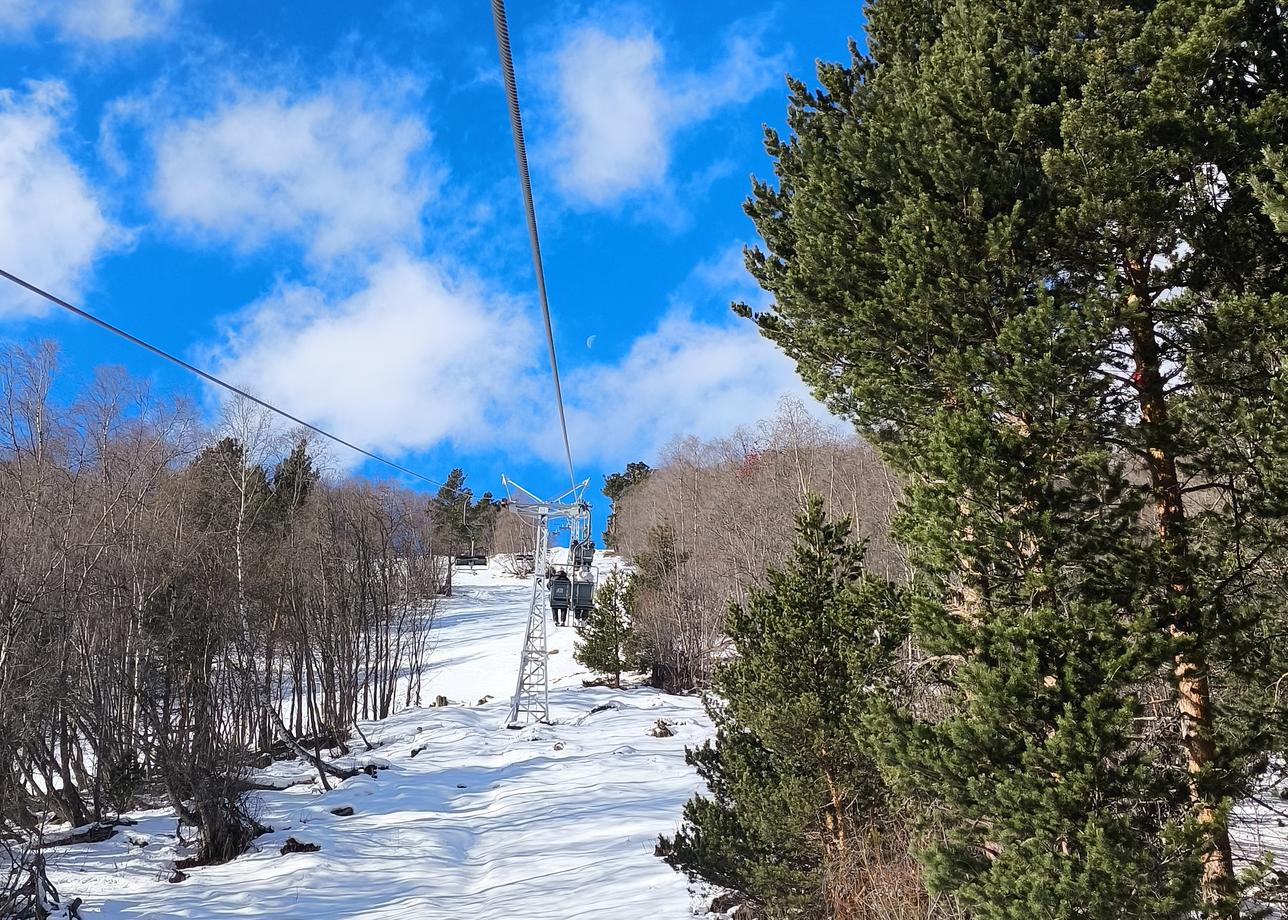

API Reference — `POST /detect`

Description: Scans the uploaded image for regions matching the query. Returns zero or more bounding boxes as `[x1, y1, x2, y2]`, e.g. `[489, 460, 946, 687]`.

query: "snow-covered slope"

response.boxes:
[44, 563, 714, 919]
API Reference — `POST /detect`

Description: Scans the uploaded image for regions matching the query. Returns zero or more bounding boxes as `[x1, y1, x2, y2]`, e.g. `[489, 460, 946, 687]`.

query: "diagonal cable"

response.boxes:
[491, 0, 578, 491]
[0, 267, 458, 492]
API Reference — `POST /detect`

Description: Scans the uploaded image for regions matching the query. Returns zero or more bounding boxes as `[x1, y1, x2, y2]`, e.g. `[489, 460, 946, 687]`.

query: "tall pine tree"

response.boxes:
[658, 496, 912, 918]
[740, 0, 1288, 914]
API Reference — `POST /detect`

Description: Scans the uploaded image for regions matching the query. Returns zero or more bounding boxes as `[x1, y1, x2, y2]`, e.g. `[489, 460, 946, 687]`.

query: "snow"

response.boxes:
[43, 562, 715, 919]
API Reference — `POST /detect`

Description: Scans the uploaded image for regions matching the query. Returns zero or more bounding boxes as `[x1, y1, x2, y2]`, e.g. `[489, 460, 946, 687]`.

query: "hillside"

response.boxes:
[42, 561, 714, 919]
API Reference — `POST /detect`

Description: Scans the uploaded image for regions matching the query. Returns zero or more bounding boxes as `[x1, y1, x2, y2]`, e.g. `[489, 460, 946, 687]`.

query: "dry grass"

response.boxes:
[822, 824, 962, 920]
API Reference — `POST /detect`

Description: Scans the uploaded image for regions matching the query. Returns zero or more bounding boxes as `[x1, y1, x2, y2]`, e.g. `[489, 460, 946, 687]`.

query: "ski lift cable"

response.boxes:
[490, 0, 578, 492]
[0, 266, 466, 494]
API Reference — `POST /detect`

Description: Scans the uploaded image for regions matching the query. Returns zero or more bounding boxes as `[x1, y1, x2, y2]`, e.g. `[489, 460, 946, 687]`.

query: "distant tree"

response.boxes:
[492, 509, 537, 576]
[658, 496, 912, 918]
[430, 468, 472, 552]
[575, 570, 642, 688]
[430, 469, 501, 553]
[269, 437, 320, 521]
[602, 461, 651, 548]
[628, 522, 709, 691]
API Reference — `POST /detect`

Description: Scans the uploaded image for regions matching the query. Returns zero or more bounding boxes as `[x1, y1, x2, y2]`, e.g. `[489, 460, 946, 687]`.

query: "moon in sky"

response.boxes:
[585, 334, 597, 349]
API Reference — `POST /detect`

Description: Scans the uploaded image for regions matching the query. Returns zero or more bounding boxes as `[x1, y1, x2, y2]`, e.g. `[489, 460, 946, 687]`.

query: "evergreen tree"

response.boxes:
[739, 0, 1287, 915]
[658, 496, 910, 918]
[429, 470, 502, 554]
[187, 437, 271, 534]
[430, 468, 472, 552]
[470, 491, 501, 552]
[574, 570, 640, 688]
[602, 461, 652, 549]
[269, 438, 319, 522]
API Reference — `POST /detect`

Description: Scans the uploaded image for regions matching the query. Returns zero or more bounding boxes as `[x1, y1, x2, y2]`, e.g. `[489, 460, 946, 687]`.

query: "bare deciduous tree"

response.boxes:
[0, 344, 448, 885]
[613, 399, 905, 691]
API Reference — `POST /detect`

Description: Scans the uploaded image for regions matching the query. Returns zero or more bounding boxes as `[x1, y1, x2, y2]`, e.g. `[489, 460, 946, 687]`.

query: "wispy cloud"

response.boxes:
[205, 254, 536, 461]
[203, 237, 818, 474]
[150, 80, 436, 263]
[563, 309, 817, 468]
[0, 81, 121, 317]
[542, 16, 784, 209]
[557, 242, 823, 467]
[0, 0, 182, 43]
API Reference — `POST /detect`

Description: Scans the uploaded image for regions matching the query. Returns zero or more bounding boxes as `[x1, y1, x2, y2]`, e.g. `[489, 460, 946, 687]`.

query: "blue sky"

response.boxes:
[0, 0, 863, 507]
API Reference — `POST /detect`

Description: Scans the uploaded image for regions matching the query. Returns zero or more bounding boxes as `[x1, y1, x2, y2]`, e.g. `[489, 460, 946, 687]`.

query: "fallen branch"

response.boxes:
[265, 704, 359, 786]
[235, 775, 316, 793]
[352, 721, 375, 753]
[42, 823, 118, 848]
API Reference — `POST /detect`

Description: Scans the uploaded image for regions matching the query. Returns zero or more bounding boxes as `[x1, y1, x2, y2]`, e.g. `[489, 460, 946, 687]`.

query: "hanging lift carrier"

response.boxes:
[500, 476, 594, 727]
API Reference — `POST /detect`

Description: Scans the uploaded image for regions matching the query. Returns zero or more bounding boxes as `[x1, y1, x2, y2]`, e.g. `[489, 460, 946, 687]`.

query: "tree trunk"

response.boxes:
[1127, 293, 1236, 912]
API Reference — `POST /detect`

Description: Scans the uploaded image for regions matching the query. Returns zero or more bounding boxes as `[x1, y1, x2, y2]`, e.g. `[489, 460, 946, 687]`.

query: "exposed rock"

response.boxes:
[45, 822, 117, 847]
[330, 805, 354, 817]
[553, 742, 566, 751]
[477, 695, 493, 705]
[710, 886, 757, 917]
[433, 695, 449, 707]
[168, 869, 188, 884]
[648, 720, 674, 738]
[280, 837, 321, 855]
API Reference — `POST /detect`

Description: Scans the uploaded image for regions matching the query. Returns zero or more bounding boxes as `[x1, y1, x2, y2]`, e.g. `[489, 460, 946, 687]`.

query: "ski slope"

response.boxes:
[43, 562, 715, 919]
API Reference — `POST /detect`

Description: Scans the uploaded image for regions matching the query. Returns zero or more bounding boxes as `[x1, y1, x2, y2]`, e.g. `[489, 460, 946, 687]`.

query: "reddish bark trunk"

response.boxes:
[1126, 281, 1236, 913]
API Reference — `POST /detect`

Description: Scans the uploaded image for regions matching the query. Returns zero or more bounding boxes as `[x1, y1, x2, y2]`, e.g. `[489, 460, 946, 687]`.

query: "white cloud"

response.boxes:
[204, 239, 824, 476]
[547, 29, 669, 205]
[152, 83, 434, 262]
[0, 0, 180, 42]
[207, 255, 535, 461]
[545, 21, 782, 207]
[0, 81, 118, 317]
[563, 310, 819, 467]
[690, 243, 760, 300]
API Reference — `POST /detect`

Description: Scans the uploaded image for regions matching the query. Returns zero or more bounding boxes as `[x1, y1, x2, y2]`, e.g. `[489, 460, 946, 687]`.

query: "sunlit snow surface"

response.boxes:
[44, 561, 715, 919]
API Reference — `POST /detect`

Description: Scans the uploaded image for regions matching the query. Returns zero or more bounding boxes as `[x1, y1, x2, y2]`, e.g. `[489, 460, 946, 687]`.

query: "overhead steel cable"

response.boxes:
[0, 267, 459, 492]
[490, 0, 578, 491]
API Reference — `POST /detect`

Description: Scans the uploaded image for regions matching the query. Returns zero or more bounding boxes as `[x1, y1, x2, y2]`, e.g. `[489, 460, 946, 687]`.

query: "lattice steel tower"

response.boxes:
[501, 476, 590, 727]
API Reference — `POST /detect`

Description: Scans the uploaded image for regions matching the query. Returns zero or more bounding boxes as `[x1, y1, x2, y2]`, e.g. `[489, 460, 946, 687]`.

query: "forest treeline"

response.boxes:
[0, 343, 480, 892]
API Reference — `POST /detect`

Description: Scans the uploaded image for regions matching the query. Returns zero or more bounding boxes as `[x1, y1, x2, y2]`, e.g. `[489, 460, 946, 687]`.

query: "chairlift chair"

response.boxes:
[548, 569, 572, 627]
[571, 568, 595, 626]
[571, 538, 596, 568]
